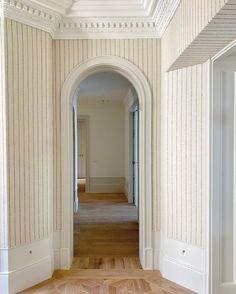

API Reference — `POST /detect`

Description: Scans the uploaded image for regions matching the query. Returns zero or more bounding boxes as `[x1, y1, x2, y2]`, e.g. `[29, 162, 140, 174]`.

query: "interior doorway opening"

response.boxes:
[211, 43, 236, 294]
[72, 71, 140, 267]
[61, 56, 153, 270]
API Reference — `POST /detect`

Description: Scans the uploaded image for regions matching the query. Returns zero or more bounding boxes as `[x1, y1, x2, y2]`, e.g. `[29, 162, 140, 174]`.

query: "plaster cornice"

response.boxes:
[1, 0, 181, 38]
[2, 0, 61, 34]
[55, 17, 159, 39]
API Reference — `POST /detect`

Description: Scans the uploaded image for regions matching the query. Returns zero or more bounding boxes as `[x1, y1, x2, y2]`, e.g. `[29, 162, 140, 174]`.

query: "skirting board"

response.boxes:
[10, 256, 52, 294]
[89, 177, 125, 193]
[155, 233, 207, 294]
[0, 256, 52, 294]
[160, 254, 206, 294]
[0, 238, 53, 294]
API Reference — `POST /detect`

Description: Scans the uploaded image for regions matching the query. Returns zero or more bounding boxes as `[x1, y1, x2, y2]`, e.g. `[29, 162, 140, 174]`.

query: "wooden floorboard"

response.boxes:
[19, 192, 195, 294]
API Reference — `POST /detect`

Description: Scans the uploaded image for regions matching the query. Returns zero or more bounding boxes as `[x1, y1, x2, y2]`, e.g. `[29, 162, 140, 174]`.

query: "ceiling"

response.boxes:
[77, 71, 132, 106]
[2, 0, 181, 38]
[66, 0, 158, 17]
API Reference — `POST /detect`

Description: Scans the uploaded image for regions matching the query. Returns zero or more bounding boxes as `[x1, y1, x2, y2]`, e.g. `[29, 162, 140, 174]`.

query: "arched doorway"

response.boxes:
[60, 56, 153, 270]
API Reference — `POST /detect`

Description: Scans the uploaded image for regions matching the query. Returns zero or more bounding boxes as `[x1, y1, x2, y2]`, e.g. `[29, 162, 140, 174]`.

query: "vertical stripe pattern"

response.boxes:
[4, 18, 53, 248]
[161, 62, 210, 247]
[162, 0, 228, 71]
[0, 17, 8, 249]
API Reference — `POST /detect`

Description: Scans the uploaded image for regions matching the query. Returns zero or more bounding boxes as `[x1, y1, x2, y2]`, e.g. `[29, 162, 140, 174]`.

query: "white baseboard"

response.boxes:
[0, 238, 53, 294]
[160, 254, 206, 294]
[9, 256, 52, 294]
[53, 231, 72, 270]
[0, 273, 9, 294]
[155, 233, 207, 294]
[89, 177, 125, 193]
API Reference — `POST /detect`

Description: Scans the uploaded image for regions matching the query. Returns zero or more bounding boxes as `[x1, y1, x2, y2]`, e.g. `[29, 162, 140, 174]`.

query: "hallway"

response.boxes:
[73, 192, 139, 261]
[20, 193, 195, 293]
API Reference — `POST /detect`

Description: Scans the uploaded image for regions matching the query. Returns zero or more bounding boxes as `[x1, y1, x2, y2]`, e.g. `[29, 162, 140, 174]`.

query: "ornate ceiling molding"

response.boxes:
[31, 0, 72, 14]
[1, 0, 181, 38]
[153, 0, 181, 36]
[55, 17, 159, 39]
[2, 0, 61, 34]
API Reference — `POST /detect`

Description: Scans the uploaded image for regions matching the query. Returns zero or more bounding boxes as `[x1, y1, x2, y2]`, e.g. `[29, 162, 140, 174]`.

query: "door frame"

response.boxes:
[60, 56, 153, 270]
[210, 40, 236, 294]
[77, 116, 90, 192]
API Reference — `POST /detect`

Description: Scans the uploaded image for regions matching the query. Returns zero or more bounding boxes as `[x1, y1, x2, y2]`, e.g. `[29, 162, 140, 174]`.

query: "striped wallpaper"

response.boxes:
[159, 0, 220, 248]
[0, 17, 8, 249]
[52, 39, 161, 232]
[4, 18, 53, 248]
[162, 0, 228, 71]
[160, 63, 210, 247]
[1, 0, 224, 249]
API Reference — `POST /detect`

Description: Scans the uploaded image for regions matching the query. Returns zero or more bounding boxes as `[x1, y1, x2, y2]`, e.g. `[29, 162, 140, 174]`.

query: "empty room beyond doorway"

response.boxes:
[74, 71, 140, 269]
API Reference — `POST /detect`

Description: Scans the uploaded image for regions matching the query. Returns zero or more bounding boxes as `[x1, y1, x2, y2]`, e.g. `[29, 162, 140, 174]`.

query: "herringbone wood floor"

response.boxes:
[19, 191, 195, 294]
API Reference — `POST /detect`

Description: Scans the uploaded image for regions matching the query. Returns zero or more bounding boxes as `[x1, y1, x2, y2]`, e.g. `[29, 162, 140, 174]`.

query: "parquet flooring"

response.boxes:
[19, 192, 195, 294]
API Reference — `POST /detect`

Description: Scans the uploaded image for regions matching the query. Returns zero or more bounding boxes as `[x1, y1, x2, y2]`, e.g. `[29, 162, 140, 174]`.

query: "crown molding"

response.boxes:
[1, 0, 181, 39]
[30, 0, 72, 15]
[54, 17, 159, 39]
[66, 0, 149, 18]
[2, 0, 61, 35]
[153, 0, 181, 36]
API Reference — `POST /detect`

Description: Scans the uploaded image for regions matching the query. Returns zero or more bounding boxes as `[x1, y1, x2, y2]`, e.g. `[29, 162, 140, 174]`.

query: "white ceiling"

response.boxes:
[66, 0, 158, 17]
[77, 72, 132, 106]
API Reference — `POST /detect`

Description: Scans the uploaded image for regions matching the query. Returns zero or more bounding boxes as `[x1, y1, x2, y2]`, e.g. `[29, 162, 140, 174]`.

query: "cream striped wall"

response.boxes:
[160, 0, 215, 247]
[52, 39, 161, 231]
[4, 18, 53, 248]
[0, 17, 8, 249]
[162, 0, 228, 71]
[160, 63, 210, 247]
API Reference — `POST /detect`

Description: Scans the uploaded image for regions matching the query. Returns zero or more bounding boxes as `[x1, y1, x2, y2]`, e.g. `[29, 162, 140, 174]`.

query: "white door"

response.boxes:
[212, 64, 236, 294]
[78, 120, 86, 179]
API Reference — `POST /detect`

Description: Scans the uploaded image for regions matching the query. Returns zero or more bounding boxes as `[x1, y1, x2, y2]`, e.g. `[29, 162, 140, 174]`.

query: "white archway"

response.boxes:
[60, 56, 153, 270]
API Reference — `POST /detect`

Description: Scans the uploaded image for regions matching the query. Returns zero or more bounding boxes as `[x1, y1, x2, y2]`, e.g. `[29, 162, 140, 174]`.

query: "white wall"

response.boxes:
[78, 103, 125, 192]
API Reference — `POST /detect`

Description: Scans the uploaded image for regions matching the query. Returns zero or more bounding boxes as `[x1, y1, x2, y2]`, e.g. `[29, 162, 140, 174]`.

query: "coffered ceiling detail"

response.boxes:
[1, 0, 181, 38]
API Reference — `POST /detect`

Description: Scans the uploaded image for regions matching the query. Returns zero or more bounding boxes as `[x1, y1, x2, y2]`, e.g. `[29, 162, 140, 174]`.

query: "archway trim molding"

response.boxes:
[60, 56, 154, 270]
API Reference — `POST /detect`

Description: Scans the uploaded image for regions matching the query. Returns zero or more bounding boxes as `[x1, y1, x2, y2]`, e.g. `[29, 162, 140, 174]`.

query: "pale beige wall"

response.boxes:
[161, 0, 216, 247]
[162, 0, 228, 70]
[0, 17, 8, 249]
[160, 63, 210, 247]
[4, 18, 53, 248]
[53, 39, 161, 231]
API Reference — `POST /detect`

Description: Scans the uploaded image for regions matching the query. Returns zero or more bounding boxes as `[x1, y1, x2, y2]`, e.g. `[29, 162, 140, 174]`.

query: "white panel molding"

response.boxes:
[1, 0, 180, 38]
[0, 238, 53, 294]
[154, 233, 207, 294]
